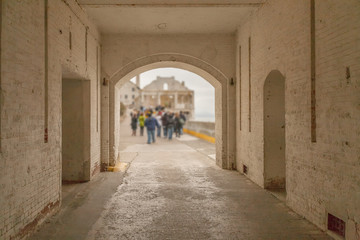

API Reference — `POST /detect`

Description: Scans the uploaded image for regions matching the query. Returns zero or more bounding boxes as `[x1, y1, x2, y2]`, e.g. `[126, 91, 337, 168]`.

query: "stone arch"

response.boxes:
[104, 53, 230, 169]
[263, 70, 286, 189]
[110, 53, 227, 87]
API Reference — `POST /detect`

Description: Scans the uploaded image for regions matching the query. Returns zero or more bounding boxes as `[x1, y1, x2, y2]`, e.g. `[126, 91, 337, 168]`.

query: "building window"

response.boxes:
[132, 95, 135, 99]
[132, 87, 135, 92]
[163, 83, 168, 90]
[125, 95, 128, 99]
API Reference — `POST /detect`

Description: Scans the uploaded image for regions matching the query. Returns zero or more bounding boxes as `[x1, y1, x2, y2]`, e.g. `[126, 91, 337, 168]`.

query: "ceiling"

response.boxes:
[78, 0, 265, 34]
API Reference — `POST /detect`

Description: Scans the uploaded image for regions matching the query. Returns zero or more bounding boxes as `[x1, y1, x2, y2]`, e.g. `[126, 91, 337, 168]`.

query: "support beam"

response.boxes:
[174, 92, 178, 108]
[78, 0, 264, 8]
[157, 93, 161, 105]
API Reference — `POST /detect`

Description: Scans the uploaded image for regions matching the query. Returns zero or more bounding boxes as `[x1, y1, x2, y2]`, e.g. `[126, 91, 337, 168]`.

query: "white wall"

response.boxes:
[119, 81, 140, 106]
[0, 0, 101, 239]
[1, 0, 358, 239]
[101, 34, 236, 169]
[102, 34, 235, 79]
[236, 0, 360, 238]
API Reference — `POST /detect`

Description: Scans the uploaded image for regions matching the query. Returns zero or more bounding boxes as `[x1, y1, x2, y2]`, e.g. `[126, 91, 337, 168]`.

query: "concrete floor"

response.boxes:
[30, 116, 332, 240]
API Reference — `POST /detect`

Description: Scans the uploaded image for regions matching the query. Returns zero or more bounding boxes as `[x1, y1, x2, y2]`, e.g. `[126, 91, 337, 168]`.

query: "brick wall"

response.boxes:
[2, 0, 358, 239]
[236, 0, 360, 238]
[101, 34, 236, 169]
[0, 0, 101, 239]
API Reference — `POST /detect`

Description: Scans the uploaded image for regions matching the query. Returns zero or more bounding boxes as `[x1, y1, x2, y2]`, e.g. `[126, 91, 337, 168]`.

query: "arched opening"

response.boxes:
[263, 70, 286, 191]
[105, 53, 229, 169]
[118, 68, 215, 154]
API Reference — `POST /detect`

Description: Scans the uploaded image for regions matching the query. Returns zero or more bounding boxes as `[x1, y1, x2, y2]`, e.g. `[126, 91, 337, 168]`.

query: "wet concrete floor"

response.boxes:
[30, 116, 332, 240]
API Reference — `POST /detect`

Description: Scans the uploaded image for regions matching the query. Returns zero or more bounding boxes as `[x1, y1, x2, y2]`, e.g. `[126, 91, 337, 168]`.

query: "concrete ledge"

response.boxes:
[184, 120, 215, 138]
[183, 128, 215, 144]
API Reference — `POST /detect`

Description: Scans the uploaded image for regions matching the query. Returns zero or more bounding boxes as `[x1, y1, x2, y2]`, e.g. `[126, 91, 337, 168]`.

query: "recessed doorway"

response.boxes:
[62, 78, 91, 183]
[263, 70, 286, 195]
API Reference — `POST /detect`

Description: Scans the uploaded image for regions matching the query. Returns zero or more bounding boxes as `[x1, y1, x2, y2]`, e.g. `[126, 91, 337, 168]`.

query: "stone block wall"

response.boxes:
[0, 0, 101, 239]
[236, 0, 360, 238]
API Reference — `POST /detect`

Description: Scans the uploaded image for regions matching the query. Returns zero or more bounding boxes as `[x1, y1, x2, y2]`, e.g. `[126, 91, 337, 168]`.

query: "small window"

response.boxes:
[132, 88, 135, 92]
[163, 83, 168, 90]
[125, 95, 128, 99]
[132, 95, 135, 99]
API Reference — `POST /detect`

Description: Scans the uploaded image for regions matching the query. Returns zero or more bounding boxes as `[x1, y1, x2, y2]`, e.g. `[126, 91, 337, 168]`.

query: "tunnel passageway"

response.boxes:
[30, 115, 331, 240]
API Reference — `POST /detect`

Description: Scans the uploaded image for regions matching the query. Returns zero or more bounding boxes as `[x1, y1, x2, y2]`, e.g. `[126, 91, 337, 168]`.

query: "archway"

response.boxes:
[103, 53, 229, 169]
[263, 70, 286, 190]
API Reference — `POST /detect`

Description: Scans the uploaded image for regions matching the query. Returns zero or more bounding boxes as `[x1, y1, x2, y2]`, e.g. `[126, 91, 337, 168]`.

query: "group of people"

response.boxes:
[130, 109, 187, 144]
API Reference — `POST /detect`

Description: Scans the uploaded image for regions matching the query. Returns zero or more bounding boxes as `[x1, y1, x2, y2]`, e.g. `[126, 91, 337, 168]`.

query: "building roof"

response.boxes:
[142, 76, 191, 91]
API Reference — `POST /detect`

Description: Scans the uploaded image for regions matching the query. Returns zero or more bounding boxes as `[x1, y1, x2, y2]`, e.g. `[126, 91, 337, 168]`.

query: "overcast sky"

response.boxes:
[130, 68, 215, 121]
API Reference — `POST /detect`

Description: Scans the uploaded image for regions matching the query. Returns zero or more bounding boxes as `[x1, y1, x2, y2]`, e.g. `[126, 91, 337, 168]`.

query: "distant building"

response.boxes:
[140, 76, 194, 118]
[119, 81, 141, 107]
[119, 76, 195, 118]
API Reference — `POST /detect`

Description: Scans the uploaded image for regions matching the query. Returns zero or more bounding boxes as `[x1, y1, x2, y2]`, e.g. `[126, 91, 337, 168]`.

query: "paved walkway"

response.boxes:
[31, 115, 332, 240]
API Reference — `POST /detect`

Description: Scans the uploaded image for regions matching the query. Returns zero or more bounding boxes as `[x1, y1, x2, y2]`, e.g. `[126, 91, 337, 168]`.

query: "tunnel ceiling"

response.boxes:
[78, 0, 265, 34]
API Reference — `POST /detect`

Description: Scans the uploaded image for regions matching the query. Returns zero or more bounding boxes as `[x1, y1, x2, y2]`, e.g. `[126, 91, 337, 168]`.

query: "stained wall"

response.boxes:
[236, 0, 360, 238]
[0, 0, 101, 239]
[100, 35, 237, 169]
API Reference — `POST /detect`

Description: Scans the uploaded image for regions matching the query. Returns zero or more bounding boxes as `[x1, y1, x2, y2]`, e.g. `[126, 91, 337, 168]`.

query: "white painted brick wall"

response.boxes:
[236, 0, 360, 238]
[101, 34, 236, 168]
[2, 0, 358, 239]
[0, 0, 101, 239]
[102, 34, 236, 80]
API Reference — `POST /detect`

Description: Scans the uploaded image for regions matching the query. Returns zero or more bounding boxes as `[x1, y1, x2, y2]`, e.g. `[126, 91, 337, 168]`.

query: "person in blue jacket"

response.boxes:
[144, 113, 160, 144]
